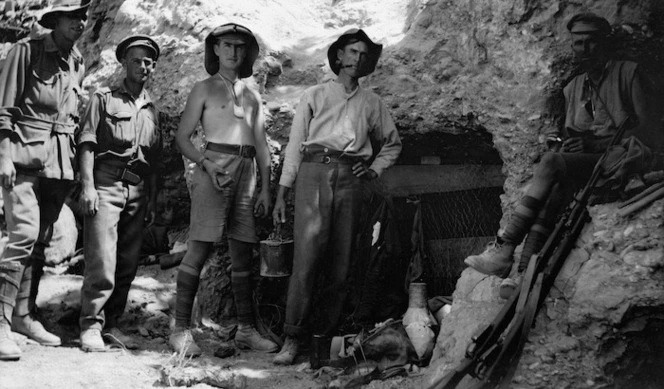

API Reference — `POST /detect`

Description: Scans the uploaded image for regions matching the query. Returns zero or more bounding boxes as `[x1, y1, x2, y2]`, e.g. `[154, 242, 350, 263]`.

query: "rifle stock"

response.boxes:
[432, 116, 634, 389]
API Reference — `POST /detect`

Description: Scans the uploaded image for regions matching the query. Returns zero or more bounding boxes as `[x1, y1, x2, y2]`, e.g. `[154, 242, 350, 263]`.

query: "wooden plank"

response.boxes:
[377, 164, 504, 196]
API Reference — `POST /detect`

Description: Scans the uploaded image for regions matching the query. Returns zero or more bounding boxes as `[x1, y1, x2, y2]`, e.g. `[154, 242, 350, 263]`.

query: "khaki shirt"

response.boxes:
[0, 33, 85, 180]
[563, 60, 660, 152]
[280, 81, 402, 188]
[77, 82, 162, 175]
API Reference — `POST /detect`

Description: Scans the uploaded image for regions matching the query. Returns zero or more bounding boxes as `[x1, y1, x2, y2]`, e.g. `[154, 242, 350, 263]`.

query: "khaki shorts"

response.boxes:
[188, 150, 258, 243]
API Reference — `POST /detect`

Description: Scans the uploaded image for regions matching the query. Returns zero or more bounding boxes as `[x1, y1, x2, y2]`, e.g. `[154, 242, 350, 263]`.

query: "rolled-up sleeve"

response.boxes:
[0, 42, 29, 134]
[279, 92, 313, 188]
[368, 99, 402, 177]
[77, 91, 103, 146]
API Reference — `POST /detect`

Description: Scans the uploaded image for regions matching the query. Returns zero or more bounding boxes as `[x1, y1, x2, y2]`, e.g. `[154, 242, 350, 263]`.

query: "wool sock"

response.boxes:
[229, 240, 255, 326]
[517, 220, 551, 273]
[174, 263, 201, 328]
[231, 269, 254, 326]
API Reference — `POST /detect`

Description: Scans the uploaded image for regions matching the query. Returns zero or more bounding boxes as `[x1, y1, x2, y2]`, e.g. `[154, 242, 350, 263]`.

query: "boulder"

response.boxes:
[427, 199, 664, 388]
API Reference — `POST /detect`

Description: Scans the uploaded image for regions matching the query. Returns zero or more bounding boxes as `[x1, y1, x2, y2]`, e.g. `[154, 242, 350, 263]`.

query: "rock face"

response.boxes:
[2, 0, 663, 386]
[431, 199, 664, 389]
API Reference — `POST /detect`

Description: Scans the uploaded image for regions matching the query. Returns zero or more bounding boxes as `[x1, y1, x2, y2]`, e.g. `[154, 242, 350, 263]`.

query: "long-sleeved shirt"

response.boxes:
[563, 60, 661, 152]
[0, 32, 85, 179]
[77, 82, 162, 175]
[279, 80, 402, 188]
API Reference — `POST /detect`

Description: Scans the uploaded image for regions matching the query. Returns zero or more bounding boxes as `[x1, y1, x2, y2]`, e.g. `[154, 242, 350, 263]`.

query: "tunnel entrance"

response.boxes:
[350, 126, 505, 322]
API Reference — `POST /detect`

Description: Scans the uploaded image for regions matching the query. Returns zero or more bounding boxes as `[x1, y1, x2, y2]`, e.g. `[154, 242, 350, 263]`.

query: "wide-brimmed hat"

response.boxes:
[567, 12, 611, 36]
[204, 23, 259, 78]
[38, 0, 91, 30]
[327, 28, 382, 77]
[115, 35, 160, 62]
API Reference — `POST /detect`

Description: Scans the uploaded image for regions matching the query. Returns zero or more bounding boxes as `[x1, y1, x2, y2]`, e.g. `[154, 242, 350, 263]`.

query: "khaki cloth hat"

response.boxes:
[204, 23, 259, 78]
[115, 35, 160, 62]
[327, 28, 382, 77]
[39, 0, 91, 30]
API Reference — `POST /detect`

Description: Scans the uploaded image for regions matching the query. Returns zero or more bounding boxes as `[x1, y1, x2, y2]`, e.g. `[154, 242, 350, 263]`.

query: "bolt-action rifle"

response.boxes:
[428, 115, 634, 389]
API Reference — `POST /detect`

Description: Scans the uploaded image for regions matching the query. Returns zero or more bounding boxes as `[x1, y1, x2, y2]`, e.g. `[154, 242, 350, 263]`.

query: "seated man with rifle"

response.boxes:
[465, 12, 661, 296]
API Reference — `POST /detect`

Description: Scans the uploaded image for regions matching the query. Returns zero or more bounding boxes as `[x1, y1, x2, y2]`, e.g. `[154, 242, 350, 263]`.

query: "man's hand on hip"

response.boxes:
[352, 162, 377, 179]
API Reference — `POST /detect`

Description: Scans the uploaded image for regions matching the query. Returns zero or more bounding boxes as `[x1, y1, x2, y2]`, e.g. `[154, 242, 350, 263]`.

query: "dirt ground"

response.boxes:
[0, 265, 429, 389]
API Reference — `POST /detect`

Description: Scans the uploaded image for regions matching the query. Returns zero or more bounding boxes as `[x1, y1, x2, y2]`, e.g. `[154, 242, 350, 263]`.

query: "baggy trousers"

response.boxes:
[0, 174, 72, 323]
[283, 161, 363, 338]
[79, 169, 147, 331]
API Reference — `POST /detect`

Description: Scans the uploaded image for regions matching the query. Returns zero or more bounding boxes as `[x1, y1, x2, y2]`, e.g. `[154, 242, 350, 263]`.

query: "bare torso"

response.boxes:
[199, 75, 258, 145]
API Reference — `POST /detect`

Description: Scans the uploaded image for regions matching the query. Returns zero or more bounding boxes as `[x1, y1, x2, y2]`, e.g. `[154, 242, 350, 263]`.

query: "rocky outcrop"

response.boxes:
[2, 1, 663, 386]
[429, 198, 664, 388]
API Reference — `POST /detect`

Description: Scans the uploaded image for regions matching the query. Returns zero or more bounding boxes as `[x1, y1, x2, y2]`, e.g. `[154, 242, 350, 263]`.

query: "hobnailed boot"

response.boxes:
[12, 262, 60, 346]
[499, 272, 523, 300]
[80, 328, 105, 352]
[273, 336, 299, 365]
[169, 328, 201, 357]
[11, 314, 61, 346]
[235, 324, 278, 352]
[0, 263, 23, 360]
[0, 323, 21, 361]
[464, 240, 515, 277]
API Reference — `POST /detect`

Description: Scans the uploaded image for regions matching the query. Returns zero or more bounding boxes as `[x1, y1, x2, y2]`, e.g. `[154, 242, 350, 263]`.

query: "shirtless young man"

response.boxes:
[169, 23, 277, 356]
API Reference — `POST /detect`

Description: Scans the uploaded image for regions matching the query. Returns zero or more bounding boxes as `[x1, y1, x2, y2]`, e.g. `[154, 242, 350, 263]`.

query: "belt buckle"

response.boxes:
[238, 145, 244, 156]
[322, 155, 331, 164]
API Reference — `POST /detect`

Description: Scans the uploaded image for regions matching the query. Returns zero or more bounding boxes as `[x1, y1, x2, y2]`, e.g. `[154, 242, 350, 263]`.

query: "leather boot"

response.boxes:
[0, 322, 20, 361]
[11, 314, 61, 346]
[11, 262, 60, 346]
[169, 328, 202, 357]
[0, 262, 22, 360]
[235, 324, 278, 352]
[273, 336, 299, 365]
[464, 240, 515, 277]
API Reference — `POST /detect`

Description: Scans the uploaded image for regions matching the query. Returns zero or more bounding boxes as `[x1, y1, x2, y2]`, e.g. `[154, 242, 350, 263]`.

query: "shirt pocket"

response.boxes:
[26, 67, 60, 112]
[104, 110, 135, 149]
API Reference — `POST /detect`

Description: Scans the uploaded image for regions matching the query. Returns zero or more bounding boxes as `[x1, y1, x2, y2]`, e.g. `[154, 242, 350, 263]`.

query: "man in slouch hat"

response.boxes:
[0, 0, 90, 361]
[272, 28, 402, 365]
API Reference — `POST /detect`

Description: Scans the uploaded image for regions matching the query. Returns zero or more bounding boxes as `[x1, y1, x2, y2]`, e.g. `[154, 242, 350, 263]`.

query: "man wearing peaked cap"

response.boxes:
[170, 22, 277, 357]
[0, 0, 90, 361]
[272, 28, 401, 365]
[465, 12, 662, 298]
[77, 34, 163, 352]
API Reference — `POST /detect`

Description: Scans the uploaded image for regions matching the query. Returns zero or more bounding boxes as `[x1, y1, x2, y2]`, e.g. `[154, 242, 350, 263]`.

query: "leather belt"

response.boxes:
[206, 142, 256, 158]
[95, 162, 143, 185]
[95, 163, 125, 178]
[302, 153, 362, 165]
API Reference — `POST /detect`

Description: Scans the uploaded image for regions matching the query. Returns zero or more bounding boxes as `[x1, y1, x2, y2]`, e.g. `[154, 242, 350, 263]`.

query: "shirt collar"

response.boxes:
[331, 79, 361, 99]
[44, 33, 82, 62]
[116, 80, 153, 105]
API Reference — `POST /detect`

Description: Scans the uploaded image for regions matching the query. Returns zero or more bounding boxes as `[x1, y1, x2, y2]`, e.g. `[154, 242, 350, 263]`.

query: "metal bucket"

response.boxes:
[259, 237, 293, 277]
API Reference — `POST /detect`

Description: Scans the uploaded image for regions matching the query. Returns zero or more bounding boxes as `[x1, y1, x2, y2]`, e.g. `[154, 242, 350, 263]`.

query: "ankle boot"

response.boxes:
[0, 262, 23, 359]
[12, 314, 61, 346]
[464, 240, 515, 277]
[0, 322, 20, 361]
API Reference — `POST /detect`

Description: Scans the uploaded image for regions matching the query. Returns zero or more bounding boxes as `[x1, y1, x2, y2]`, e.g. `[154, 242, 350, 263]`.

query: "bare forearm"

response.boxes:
[0, 135, 10, 159]
[79, 144, 95, 187]
[255, 146, 271, 191]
